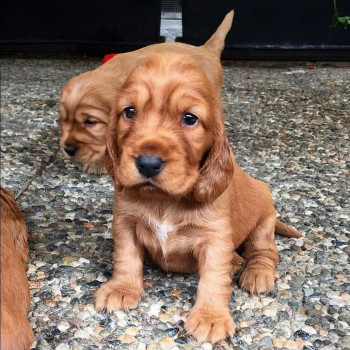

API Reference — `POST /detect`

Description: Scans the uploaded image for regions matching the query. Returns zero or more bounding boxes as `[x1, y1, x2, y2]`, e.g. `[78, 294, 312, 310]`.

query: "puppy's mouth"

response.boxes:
[129, 180, 169, 197]
[136, 181, 158, 191]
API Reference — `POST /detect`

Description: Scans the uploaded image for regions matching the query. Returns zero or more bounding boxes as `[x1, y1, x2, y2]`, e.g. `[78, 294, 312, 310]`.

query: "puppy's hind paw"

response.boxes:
[94, 281, 143, 312]
[239, 266, 275, 294]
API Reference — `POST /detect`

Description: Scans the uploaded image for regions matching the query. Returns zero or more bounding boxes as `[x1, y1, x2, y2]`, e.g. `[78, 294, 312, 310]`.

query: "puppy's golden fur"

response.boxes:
[59, 11, 234, 174]
[1, 187, 33, 350]
[94, 53, 302, 344]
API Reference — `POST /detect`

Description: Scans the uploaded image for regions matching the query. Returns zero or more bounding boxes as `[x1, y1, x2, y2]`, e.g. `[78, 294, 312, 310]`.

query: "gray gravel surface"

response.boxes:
[1, 58, 349, 350]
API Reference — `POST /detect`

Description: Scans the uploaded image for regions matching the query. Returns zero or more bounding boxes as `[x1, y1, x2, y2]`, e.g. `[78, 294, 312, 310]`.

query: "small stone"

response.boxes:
[329, 299, 345, 307]
[259, 336, 273, 347]
[52, 285, 62, 296]
[272, 338, 286, 348]
[335, 274, 347, 281]
[260, 297, 274, 306]
[107, 340, 122, 349]
[117, 319, 128, 328]
[97, 275, 107, 283]
[149, 303, 162, 316]
[240, 334, 252, 344]
[27, 264, 37, 273]
[165, 327, 179, 337]
[29, 282, 40, 289]
[262, 306, 278, 317]
[294, 330, 310, 340]
[93, 326, 104, 334]
[304, 243, 315, 250]
[342, 293, 350, 300]
[114, 310, 127, 320]
[302, 325, 317, 335]
[55, 344, 70, 350]
[36, 339, 51, 350]
[37, 272, 45, 279]
[284, 340, 299, 349]
[295, 338, 305, 349]
[85, 280, 100, 289]
[73, 329, 89, 339]
[100, 330, 110, 337]
[57, 321, 70, 332]
[319, 345, 336, 350]
[62, 256, 79, 265]
[125, 327, 138, 336]
[159, 314, 173, 322]
[117, 334, 136, 344]
[341, 336, 350, 346]
[202, 343, 212, 350]
[147, 344, 161, 350]
[238, 321, 249, 329]
[278, 283, 291, 290]
[175, 337, 188, 344]
[79, 257, 90, 264]
[159, 337, 176, 349]
[171, 290, 181, 296]
[304, 288, 314, 297]
[328, 331, 339, 343]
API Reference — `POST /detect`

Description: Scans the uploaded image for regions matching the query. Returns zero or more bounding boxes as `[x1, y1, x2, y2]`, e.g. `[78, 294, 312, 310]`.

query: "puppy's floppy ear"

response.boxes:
[193, 101, 234, 203]
[105, 117, 122, 192]
[104, 148, 115, 180]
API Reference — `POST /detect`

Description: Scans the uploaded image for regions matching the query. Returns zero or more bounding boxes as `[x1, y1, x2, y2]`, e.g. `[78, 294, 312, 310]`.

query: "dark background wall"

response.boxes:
[1, 0, 349, 59]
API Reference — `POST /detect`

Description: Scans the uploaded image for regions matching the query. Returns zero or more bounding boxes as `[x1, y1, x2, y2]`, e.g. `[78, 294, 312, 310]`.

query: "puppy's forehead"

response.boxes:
[61, 72, 114, 115]
[60, 73, 92, 113]
[122, 53, 212, 100]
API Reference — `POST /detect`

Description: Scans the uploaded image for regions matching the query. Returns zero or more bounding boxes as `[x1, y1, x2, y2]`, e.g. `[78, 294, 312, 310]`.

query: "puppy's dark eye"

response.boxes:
[182, 113, 199, 127]
[123, 107, 136, 120]
[85, 119, 97, 126]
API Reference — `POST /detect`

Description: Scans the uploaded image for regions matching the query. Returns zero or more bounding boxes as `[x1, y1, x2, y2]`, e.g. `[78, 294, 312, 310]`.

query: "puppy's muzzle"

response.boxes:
[64, 145, 77, 157]
[136, 155, 164, 178]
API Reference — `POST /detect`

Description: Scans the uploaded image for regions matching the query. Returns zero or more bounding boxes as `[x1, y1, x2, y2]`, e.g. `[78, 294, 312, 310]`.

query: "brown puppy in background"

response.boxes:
[59, 11, 234, 174]
[1, 187, 33, 350]
[94, 53, 302, 344]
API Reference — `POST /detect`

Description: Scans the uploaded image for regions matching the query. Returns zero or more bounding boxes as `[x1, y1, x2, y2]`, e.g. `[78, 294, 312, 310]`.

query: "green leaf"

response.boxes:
[330, 0, 350, 29]
[338, 16, 350, 28]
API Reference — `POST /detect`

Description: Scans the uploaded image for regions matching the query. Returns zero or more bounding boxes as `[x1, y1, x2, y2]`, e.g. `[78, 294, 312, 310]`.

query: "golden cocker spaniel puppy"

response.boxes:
[59, 11, 234, 174]
[94, 52, 302, 344]
[1, 187, 33, 350]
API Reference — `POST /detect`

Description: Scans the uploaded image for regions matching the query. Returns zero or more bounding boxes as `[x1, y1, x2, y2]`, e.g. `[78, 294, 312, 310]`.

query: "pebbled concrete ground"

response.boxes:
[1, 57, 349, 350]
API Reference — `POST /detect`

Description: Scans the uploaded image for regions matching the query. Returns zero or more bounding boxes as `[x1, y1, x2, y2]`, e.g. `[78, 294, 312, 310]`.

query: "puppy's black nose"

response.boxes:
[136, 155, 164, 178]
[64, 145, 77, 157]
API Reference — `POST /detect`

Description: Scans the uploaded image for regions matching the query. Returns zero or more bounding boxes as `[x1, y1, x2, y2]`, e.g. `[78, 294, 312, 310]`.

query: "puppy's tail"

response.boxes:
[275, 219, 303, 238]
[203, 10, 234, 56]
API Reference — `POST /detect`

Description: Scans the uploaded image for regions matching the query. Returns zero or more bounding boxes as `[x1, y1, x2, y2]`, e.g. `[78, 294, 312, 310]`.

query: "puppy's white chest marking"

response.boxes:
[150, 220, 173, 247]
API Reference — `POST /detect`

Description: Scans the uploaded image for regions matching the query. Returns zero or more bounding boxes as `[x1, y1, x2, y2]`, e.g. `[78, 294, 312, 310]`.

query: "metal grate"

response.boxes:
[161, 0, 182, 13]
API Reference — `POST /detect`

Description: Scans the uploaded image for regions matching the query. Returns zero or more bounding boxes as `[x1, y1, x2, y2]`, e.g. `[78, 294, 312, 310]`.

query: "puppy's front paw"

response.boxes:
[83, 162, 107, 175]
[94, 281, 143, 312]
[185, 306, 235, 344]
[239, 266, 274, 294]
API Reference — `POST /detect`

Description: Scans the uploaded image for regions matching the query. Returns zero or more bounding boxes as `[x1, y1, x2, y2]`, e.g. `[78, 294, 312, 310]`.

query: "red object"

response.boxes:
[101, 53, 118, 65]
